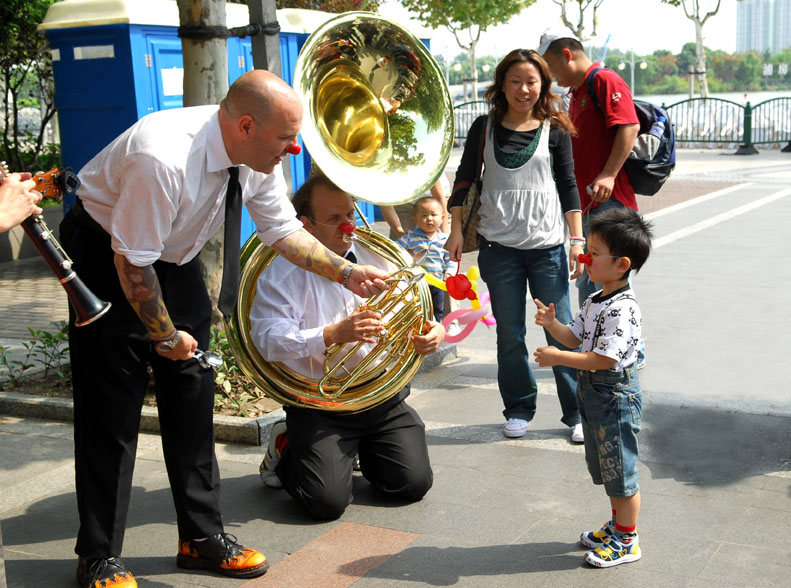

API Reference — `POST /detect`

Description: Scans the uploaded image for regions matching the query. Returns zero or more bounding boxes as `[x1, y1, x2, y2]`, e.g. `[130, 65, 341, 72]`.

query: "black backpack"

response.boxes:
[586, 67, 676, 196]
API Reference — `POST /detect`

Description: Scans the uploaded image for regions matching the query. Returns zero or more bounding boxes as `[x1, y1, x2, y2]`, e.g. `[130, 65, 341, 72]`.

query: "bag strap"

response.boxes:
[474, 117, 487, 182]
[585, 66, 606, 118]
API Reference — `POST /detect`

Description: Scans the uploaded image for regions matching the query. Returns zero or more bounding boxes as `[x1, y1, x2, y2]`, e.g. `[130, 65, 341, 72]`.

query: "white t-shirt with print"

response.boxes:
[569, 286, 642, 371]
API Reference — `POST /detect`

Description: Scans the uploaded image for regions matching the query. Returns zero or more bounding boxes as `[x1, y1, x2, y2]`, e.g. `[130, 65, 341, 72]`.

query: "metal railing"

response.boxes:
[657, 96, 790, 152]
[453, 97, 791, 152]
[453, 100, 488, 141]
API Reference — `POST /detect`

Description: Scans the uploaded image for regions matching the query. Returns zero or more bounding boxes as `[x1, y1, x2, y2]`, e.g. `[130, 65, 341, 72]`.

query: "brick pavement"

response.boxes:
[0, 257, 69, 340]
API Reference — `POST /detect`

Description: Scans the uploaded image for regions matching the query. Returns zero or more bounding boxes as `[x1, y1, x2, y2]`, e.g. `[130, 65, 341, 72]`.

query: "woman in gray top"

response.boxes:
[446, 49, 586, 442]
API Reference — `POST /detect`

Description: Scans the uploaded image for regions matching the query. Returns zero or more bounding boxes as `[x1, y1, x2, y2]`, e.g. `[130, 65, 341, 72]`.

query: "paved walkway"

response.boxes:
[1, 148, 790, 587]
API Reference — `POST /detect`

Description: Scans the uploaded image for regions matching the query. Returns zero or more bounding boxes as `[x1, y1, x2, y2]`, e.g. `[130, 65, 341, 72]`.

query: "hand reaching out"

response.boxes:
[348, 264, 388, 297]
[533, 298, 556, 329]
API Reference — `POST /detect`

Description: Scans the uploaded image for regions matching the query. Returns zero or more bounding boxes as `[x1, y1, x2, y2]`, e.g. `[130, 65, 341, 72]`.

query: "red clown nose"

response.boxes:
[287, 144, 302, 156]
[578, 253, 593, 266]
[339, 222, 356, 235]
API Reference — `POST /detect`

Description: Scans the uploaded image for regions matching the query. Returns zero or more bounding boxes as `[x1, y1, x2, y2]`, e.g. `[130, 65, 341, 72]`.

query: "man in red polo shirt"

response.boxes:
[539, 30, 639, 305]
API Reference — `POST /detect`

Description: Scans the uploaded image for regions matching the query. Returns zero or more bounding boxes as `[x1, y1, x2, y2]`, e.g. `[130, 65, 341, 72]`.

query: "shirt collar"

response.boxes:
[591, 283, 631, 304]
[572, 61, 602, 94]
[205, 111, 234, 173]
[412, 227, 444, 240]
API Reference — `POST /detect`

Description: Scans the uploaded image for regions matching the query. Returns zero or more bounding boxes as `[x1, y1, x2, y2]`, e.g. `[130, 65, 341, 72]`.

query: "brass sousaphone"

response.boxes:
[226, 12, 454, 413]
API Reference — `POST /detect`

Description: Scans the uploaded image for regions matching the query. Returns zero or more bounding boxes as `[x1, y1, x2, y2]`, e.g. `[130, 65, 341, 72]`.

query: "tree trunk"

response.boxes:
[470, 43, 478, 101]
[246, 0, 291, 193]
[176, 0, 229, 330]
[694, 19, 709, 98]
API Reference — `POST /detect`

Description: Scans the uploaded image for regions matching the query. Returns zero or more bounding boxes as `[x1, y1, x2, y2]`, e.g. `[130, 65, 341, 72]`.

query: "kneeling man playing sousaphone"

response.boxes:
[249, 174, 445, 520]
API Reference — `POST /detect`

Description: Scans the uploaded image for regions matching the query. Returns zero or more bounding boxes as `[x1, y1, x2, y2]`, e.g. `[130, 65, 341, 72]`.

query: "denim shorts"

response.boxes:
[577, 364, 642, 498]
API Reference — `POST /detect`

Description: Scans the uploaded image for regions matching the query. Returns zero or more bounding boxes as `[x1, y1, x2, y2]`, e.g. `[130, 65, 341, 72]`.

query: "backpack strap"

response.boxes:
[585, 66, 606, 118]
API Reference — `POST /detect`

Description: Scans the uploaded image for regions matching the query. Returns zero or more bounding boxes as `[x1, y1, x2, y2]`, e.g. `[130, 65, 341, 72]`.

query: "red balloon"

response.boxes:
[446, 274, 478, 301]
[287, 144, 302, 156]
[339, 222, 356, 235]
[578, 253, 593, 266]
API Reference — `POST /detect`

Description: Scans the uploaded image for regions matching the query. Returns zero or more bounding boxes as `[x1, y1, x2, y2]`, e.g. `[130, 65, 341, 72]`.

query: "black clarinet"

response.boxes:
[1, 162, 111, 326]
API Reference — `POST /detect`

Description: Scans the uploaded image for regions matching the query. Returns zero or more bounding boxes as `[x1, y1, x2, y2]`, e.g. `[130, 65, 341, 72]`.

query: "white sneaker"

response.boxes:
[259, 420, 287, 489]
[446, 320, 462, 337]
[571, 423, 584, 443]
[503, 418, 529, 438]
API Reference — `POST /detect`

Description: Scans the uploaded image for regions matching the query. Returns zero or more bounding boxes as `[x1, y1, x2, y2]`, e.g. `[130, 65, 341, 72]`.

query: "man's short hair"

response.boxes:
[543, 37, 585, 57]
[291, 174, 345, 219]
[589, 208, 654, 274]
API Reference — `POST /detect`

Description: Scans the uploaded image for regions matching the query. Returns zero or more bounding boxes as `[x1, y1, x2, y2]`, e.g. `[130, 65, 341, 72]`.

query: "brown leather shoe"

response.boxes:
[76, 556, 137, 587]
[176, 533, 269, 578]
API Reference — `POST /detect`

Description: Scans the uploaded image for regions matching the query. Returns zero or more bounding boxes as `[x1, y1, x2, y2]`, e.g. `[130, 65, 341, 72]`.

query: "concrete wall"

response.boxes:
[0, 208, 63, 262]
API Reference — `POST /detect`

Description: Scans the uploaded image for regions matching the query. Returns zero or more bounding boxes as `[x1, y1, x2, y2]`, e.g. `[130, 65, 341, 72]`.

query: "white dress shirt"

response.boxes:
[249, 243, 396, 379]
[77, 105, 304, 266]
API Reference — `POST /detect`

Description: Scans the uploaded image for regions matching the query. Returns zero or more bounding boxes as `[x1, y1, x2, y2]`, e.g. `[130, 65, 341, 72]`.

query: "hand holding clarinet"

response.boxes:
[0, 162, 111, 325]
[0, 170, 42, 232]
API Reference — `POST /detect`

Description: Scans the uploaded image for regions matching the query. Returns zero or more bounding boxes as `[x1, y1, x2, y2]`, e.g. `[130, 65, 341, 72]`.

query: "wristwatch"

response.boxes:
[154, 331, 181, 352]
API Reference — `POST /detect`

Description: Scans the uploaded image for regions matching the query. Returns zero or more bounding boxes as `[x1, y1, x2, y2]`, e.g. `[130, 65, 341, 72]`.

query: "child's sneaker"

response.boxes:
[259, 420, 287, 489]
[446, 320, 462, 337]
[579, 518, 615, 548]
[585, 533, 641, 568]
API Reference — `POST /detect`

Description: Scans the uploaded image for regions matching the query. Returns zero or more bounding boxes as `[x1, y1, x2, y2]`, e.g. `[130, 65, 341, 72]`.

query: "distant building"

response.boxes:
[737, 0, 791, 55]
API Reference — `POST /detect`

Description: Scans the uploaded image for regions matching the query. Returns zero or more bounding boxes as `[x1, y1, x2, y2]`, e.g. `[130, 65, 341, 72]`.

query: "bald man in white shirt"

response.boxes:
[250, 175, 445, 520]
[59, 70, 388, 588]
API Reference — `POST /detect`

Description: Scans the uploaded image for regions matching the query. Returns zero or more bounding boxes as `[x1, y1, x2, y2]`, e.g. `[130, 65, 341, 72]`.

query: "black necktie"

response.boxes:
[218, 167, 242, 321]
[345, 250, 357, 263]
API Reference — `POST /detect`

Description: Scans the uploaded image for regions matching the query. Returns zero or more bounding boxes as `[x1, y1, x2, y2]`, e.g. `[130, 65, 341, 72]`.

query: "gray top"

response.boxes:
[478, 117, 567, 250]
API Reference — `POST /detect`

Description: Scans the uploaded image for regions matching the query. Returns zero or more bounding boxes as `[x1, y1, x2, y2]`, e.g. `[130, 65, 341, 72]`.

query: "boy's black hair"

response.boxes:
[412, 195, 442, 214]
[588, 208, 653, 276]
[545, 37, 585, 56]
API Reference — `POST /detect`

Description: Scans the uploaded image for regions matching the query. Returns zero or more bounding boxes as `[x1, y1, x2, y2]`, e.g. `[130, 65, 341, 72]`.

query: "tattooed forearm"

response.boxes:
[113, 253, 175, 340]
[272, 229, 348, 283]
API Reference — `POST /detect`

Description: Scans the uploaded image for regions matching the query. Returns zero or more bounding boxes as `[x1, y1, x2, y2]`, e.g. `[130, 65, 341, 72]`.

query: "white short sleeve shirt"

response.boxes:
[569, 286, 642, 371]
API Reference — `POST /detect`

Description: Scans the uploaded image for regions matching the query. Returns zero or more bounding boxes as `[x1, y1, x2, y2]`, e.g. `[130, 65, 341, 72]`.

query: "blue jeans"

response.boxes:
[577, 364, 642, 498]
[478, 238, 580, 426]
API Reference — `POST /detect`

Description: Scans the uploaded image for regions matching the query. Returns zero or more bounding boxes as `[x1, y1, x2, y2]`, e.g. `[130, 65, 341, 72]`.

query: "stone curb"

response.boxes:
[0, 342, 457, 445]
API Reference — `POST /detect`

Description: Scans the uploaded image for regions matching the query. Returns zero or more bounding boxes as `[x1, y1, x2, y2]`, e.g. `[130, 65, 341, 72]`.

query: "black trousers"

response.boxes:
[428, 285, 445, 323]
[276, 388, 433, 520]
[60, 212, 223, 558]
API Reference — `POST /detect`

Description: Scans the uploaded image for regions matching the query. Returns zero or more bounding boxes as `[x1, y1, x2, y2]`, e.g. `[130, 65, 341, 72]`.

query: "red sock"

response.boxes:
[615, 523, 636, 534]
